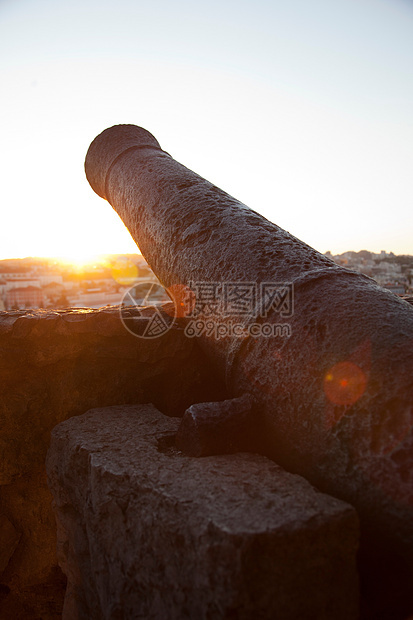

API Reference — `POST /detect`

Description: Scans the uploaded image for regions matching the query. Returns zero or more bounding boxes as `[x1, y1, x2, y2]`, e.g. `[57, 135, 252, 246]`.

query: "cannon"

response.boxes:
[85, 125, 413, 616]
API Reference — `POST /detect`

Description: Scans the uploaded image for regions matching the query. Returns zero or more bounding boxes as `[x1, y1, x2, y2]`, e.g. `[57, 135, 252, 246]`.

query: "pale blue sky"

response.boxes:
[0, 0, 412, 260]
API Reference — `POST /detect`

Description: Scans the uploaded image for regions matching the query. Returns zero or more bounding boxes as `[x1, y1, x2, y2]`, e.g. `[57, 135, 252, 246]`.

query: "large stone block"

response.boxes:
[47, 404, 359, 619]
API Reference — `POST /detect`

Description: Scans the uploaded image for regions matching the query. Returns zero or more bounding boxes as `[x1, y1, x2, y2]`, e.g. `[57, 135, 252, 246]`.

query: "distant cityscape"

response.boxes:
[0, 250, 412, 311]
[325, 250, 412, 297]
[0, 255, 155, 311]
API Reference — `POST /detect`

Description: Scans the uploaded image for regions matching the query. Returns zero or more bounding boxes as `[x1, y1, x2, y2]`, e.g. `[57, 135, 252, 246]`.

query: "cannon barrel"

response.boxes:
[86, 125, 413, 611]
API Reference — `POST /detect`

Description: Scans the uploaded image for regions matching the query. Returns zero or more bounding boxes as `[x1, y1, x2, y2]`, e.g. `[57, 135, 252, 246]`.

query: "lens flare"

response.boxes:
[324, 361, 367, 406]
[110, 257, 139, 285]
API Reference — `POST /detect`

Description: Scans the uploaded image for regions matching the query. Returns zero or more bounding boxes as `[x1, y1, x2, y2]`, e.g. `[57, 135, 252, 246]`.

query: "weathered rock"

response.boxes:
[47, 404, 359, 620]
[0, 468, 59, 586]
[0, 468, 66, 618]
[176, 393, 255, 456]
[0, 514, 20, 575]
[0, 306, 225, 611]
[0, 565, 66, 619]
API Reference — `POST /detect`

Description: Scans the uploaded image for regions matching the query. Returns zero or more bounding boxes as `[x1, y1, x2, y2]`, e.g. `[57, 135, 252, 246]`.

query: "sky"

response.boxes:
[0, 0, 412, 261]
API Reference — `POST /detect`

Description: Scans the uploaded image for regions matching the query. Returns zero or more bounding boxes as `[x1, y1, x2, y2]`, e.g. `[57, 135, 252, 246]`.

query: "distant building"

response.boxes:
[71, 290, 124, 309]
[0, 272, 32, 281]
[39, 274, 64, 286]
[6, 286, 44, 309]
[42, 281, 65, 303]
[5, 277, 40, 290]
[0, 280, 6, 311]
[384, 284, 406, 296]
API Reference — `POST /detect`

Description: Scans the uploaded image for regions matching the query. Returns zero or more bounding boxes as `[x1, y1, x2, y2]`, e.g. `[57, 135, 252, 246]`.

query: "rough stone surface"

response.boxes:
[0, 468, 60, 587]
[0, 306, 225, 613]
[0, 514, 20, 574]
[0, 565, 66, 620]
[176, 394, 255, 456]
[0, 468, 66, 619]
[85, 125, 413, 615]
[47, 404, 359, 620]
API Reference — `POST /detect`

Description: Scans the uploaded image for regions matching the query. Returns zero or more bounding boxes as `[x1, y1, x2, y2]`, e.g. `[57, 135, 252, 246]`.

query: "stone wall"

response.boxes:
[0, 306, 225, 618]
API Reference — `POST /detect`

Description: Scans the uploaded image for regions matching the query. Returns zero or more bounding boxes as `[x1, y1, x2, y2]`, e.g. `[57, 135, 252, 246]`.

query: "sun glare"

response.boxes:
[55, 252, 105, 270]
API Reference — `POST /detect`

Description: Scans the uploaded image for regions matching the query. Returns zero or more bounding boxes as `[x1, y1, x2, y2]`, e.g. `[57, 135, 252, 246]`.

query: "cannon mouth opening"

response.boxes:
[84, 124, 162, 199]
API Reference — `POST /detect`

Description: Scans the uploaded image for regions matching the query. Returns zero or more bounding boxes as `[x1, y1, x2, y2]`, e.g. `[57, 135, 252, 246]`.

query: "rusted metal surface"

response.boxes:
[86, 125, 413, 614]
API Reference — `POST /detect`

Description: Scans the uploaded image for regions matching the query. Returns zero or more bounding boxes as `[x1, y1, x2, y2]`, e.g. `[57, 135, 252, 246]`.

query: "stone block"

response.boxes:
[47, 404, 359, 619]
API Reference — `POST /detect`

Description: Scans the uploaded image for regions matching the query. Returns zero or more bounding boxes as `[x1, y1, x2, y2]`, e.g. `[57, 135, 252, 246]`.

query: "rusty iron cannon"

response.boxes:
[85, 124, 413, 615]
